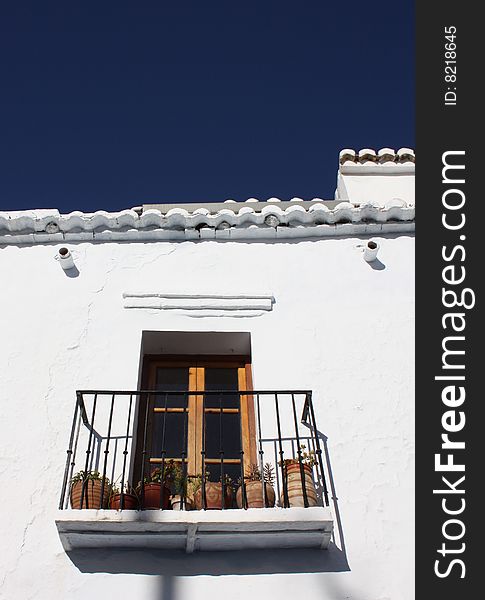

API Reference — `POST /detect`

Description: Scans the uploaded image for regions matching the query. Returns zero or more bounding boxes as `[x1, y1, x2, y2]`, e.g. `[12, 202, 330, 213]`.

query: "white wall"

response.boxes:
[0, 234, 414, 600]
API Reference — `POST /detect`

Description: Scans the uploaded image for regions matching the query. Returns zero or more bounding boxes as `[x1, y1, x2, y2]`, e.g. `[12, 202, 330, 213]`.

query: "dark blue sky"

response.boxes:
[0, 2, 414, 213]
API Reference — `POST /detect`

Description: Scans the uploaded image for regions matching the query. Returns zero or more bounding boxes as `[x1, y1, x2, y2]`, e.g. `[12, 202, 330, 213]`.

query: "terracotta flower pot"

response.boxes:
[280, 463, 318, 507]
[194, 482, 233, 510]
[170, 495, 194, 511]
[236, 480, 276, 508]
[140, 483, 171, 509]
[109, 493, 139, 510]
[70, 479, 110, 509]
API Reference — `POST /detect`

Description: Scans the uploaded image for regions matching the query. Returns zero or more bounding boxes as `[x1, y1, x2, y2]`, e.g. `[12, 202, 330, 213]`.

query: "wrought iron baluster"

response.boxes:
[139, 392, 152, 510]
[290, 393, 308, 508]
[99, 393, 116, 509]
[255, 393, 266, 507]
[273, 439, 280, 504]
[59, 392, 81, 509]
[305, 391, 329, 506]
[238, 390, 247, 509]
[81, 393, 98, 508]
[110, 438, 118, 486]
[219, 392, 225, 509]
[181, 392, 188, 510]
[65, 406, 82, 509]
[274, 393, 289, 508]
[308, 433, 319, 497]
[201, 391, 207, 510]
[159, 392, 169, 509]
[120, 393, 134, 510]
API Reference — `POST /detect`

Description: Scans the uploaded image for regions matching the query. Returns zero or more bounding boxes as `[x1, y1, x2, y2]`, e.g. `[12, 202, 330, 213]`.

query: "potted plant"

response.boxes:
[70, 470, 111, 509]
[109, 483, 139, 510]
[280, 445, 318, 507]
[193, 473, 233, 510]
[183, 471, 208, 509]
[169, 464, 194, 511]
[236, 463, 276, 508]
[137, 461, 177, 510]
[170, 494, 193, 510]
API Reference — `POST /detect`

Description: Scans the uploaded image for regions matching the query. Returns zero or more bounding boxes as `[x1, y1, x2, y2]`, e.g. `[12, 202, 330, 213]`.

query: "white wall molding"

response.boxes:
[122, 292, 275, 315]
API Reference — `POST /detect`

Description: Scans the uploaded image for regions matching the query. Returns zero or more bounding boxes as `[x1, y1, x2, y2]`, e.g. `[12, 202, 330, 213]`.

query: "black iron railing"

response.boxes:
[59, 390, 329, 511]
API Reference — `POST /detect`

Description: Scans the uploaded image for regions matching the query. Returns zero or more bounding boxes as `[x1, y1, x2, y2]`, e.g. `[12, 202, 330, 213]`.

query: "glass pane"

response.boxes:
[204, 367, 239, 408]
[154, 367, 189, 408]
[151, 412, 187, 459]
[205, 412, 241, 458]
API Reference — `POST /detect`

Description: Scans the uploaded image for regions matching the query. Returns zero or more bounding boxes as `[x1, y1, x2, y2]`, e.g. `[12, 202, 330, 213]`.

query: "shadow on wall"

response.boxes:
[366, 257, 386, 271]
[158, 576, 176, 600]
[304, 426, 349, 560]
[67, 541, 349, 576]
[62, 265, 80, 278]
[150, 572, 356, 600]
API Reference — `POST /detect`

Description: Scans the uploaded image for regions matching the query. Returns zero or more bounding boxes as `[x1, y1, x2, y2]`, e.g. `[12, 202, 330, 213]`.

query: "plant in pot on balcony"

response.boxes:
[279, 445, 319, 508]
[70, 470, 111, 509]
[109, 483, 139, 510]
[137, 461, 177, 510]
[177, 473, 207, 510]
[193, 473, 233, 510]
[236, 463, 276, 508]
[169, 464, 195, 511]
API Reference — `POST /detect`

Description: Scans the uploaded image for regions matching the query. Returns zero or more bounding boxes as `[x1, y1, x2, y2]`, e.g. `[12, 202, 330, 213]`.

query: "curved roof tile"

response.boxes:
[0, 201, 414, 245]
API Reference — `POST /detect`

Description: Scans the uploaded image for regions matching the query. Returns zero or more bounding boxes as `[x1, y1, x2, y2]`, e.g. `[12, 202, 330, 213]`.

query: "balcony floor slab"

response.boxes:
[56, 506, 334, 553]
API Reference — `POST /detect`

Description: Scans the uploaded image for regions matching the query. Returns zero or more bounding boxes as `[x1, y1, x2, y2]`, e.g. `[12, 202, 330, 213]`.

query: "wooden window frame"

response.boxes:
[133, 355, 256, 485]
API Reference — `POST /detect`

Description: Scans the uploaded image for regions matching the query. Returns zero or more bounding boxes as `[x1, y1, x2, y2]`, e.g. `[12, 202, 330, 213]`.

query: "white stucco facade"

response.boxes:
[0, 150, 414, 600]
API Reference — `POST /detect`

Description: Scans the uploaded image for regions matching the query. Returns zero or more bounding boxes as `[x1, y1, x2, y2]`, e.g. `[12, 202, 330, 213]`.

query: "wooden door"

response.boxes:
[133, 356, 256, 485]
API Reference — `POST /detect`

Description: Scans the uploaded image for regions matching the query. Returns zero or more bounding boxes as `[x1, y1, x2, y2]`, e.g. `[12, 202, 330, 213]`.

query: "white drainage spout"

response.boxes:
[363, 240, 380, 262]
[57, 247, 75, 270]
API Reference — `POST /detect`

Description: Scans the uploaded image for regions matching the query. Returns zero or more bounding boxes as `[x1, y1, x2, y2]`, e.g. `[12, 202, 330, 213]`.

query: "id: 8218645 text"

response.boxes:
[444, 26, 457, 106]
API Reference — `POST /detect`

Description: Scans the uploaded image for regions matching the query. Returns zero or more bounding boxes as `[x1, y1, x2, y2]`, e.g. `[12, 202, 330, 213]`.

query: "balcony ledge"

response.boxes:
[56, 506, 333, 553]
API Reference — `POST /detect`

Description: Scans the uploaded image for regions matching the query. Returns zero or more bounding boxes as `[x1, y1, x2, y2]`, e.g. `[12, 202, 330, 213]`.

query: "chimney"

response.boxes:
[335, 147, 415, 208]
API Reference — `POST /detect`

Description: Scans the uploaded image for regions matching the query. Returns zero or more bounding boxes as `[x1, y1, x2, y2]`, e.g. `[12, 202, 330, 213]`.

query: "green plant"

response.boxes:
[186, 475, 203, 497]
[172, 463, 190, 495]
[186, 470, 232, 496]
[110, 482, 138, 497]
[219, 473, 233, 486]
[263, 463, 275, 486]
[280, 445, 317, 469]
[71, 470, 110, 486]
[244, 464, 262, 482]
[70, 470, 112, 509]
[138, 460, 179, 488]
[239, 463, 275, 486]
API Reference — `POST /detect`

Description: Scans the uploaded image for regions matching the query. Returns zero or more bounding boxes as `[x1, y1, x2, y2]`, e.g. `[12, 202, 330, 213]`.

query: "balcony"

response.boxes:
[56, 389, 333, 553]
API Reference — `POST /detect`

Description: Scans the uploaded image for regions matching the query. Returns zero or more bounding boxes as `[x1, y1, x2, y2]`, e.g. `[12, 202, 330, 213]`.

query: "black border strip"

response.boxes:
[417, 2, 480, 597]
